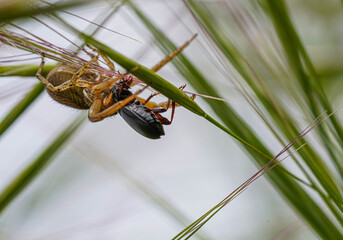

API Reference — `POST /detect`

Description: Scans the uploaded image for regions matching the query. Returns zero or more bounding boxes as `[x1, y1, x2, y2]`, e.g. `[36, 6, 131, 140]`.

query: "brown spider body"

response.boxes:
[45, 63, 97, 109]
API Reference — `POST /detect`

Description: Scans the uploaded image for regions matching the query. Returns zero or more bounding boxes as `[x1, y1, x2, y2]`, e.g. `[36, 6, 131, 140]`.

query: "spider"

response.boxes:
[35, 35, 196, 139]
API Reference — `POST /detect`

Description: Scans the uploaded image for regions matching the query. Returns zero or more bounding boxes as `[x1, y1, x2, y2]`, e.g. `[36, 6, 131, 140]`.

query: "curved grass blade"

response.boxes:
[128, 2, 343, 239]
[0, 0, 93, 22]
[0, 113, 86, 214]
[126, 2, 272, 157]
[85, 36, 205, 117]
[0, 83, 44, 137]
[82, 35, 270, 160]
[57, 10, 270, 158]
[264, 0, 343, 198]
[84, 33, 343, 240]
[0, 64, 54, 76]
[265, 0, 343, 145]
[186, 0, 343, 203]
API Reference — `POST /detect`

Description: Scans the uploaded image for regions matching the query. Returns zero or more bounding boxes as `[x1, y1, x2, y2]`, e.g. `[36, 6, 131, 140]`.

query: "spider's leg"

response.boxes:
[89, 34, 197, 95]
[87, 44, 115, 71]
[88, 86, 148, 122]
[150, 34, 197, 72]
[36, 54, 99, 92]
[36, 54, 59, 92]
[90, 68, 138, 95]
[71, 53, 100, 85]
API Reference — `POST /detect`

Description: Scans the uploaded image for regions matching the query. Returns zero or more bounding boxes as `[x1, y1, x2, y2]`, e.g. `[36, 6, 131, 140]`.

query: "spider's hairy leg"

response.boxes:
[86, 44, 115, 71]
[132, 34, 198, 106]
[150, 34, 197, 72]
[88, 86, 148, 122]
[36, 53, 100, 92]
[70, 52, 100, 86]
[36, 54, 60, 92]
[90, 67, 138, 96]
[89, 34, 197, 96]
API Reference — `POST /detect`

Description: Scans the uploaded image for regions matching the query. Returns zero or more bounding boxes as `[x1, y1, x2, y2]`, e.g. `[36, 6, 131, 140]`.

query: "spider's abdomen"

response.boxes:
[46, 64, 96, 109]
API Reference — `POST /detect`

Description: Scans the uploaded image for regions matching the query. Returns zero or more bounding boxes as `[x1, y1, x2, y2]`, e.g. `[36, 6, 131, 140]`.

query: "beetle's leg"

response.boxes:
[138, 85, 195, 125]
[136, 93, 195, 109]
[150, 101, 176, 125]
[135, 84, 191, 109]
[143, 92, 160, 105]
[88, 86, 148, 122]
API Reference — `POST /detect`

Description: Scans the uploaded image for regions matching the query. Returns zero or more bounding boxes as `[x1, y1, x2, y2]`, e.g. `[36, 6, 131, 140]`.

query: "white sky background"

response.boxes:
[0, 1, 316, 239]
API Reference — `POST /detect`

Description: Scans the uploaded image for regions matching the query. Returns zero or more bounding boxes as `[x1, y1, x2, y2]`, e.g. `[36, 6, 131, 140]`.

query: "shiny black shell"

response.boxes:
[119, 101, 165, 139]
[112, 83, 165, 139]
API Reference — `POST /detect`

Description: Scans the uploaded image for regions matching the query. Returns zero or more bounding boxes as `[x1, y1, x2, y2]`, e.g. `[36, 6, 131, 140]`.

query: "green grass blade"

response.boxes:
[49, 4, 272, 158]
[82, 35, 274, 160]
[0, 0, 93, 22]
[84, 37, 205, 117]
[128, 2, 343, 239]
[0, 83, 44, 137]
[186, 0, 343, 199]
[126, 2, 270, 153]
[0, 64, 54, 76]
[0, 113, 86, 214]
[264, 0, 343, 205]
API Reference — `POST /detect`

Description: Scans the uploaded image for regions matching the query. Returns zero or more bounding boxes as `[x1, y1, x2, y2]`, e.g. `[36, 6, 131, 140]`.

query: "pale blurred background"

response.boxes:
[1, 0, 341, 239]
